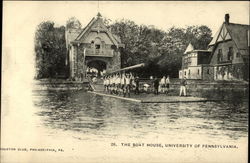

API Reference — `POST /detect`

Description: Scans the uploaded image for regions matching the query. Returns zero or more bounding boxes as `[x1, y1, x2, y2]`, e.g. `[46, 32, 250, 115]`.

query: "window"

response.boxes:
[207, 69, 210, 74]
[95, 44, 100, 49]
[228, 47, 233, 60]
[188, 57, 191, 64]
[236, 52, 241, 58]
[198, 69, 200, 75]
[111, 45, 117, 49]
[184, 71, 186, 75]
[91, 41, 94, 48]
[218, 49, 223, 62]
[188, 70, 190, 74]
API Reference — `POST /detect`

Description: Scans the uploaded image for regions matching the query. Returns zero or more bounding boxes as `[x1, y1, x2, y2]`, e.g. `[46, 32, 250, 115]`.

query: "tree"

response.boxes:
[108, 19, 212, 77]
[153, 25, 213, 78]
[66, 17, 82, 29]
[109, 20, 166, 68]
[35, 21, 67, 79]
[184, 25, 212, 50]
[109, 19, 141, 67]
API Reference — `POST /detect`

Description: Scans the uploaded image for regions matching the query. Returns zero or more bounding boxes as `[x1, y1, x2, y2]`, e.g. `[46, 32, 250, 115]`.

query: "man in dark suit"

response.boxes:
[153, 77, 159, 95]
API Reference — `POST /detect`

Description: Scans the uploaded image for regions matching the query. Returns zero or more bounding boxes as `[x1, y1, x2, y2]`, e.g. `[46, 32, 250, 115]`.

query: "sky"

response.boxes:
[4, 1, 249, 34]
[2, 1, 249, 82]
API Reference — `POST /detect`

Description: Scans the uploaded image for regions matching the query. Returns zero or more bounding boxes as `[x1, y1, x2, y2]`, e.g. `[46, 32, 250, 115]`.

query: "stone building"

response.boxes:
[65, 13, 124, 80]
[180, 14, 249, 81]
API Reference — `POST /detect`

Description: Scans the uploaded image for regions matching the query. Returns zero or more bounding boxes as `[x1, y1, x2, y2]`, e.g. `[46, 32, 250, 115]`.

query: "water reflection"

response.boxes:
[32, 90, 248, 141]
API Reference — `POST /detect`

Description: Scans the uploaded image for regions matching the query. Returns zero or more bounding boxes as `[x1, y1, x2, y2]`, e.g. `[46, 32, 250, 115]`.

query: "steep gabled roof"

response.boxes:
[226, 23, 249, 50]
[209, 22, 250, 52]
[208, 24, 223, 46]
[74, 13, 121, 46]
[184, 43, 194, 54]
[75, 17, 96, 41]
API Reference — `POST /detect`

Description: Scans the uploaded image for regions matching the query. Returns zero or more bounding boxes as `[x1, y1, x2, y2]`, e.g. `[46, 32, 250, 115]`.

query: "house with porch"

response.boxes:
[180, 14, 249, 81]
[208, 14, 249, 81]
[65, 13, 124, 80]
[179, 43, 213, 80]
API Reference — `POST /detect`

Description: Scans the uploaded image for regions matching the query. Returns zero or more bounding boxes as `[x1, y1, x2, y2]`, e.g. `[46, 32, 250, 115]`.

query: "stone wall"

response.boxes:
[76, 45, 86, 79]
[202, 65, 214, 80]
[33, 79, 89, 91]
[138, 78, 249, 100]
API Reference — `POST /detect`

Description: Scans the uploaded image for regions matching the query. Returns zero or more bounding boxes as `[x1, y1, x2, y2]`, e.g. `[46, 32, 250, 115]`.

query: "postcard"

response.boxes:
[1, 1, 249, 163]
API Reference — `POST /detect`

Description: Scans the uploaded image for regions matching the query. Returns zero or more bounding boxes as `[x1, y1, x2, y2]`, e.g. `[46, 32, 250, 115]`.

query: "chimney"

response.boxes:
[225, 14, 230, 24]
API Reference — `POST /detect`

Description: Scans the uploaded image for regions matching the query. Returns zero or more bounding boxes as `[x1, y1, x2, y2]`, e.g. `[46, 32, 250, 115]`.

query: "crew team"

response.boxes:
[102, 73, 171, 97]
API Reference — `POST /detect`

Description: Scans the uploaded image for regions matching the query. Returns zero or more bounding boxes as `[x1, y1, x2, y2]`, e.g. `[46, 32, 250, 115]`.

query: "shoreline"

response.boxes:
[32, 79, 249, 101]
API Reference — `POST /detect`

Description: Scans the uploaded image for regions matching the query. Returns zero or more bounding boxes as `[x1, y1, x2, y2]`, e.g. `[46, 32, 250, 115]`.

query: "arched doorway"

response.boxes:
[87, 60, 107, 77]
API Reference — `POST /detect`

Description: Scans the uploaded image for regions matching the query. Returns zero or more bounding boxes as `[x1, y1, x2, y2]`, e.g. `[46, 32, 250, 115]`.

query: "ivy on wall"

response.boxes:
[216, 64, 245, 80]
[231, 64, 244, 79]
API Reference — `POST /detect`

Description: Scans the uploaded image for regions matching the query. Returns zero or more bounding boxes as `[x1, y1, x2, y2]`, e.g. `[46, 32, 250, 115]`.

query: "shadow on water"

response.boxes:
[32, 90, 248, 140]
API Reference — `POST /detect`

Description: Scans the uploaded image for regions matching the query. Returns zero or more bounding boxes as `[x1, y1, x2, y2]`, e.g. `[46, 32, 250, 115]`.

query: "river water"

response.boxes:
[32, 90, 248, 143]
[1, 89, 248, 162]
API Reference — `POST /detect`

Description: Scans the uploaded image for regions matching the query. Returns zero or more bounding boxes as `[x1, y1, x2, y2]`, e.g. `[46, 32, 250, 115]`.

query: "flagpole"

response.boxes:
[98, 0, 99, 13]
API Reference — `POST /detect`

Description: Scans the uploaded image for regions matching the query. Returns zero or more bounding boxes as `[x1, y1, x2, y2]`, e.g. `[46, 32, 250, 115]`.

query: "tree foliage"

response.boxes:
[35, 21, 67, 79]
[109, 20, 212, 77]
[34, 17, 212, 79]
[66, 17, 82, 29]
[109, 20, 166, 67]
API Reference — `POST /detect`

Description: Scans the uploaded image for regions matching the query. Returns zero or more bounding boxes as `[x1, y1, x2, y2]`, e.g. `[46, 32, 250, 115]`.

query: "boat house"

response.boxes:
[65, 13, 124, 80]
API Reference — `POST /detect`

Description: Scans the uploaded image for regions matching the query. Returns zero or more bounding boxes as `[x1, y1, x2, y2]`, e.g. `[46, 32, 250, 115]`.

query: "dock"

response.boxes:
[88, 91, 208, 103]
[140, 96, 208, 103]
[88, 91, 142, 102]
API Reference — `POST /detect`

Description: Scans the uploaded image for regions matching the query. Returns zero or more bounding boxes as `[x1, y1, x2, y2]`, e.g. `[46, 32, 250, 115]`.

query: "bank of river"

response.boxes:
[33, 79, 249, 101]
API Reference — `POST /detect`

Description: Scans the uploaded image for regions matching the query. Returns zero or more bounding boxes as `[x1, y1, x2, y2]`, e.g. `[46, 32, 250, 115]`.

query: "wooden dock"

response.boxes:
[88, 91, 208, 103]
[88, 91, 142, 102]
[141, 96, 208, 103]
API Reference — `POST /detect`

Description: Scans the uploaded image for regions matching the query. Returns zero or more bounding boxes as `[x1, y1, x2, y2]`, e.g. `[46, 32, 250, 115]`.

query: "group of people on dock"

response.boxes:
[101, 73, 186, 97]
[103, 72, 139, 97]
